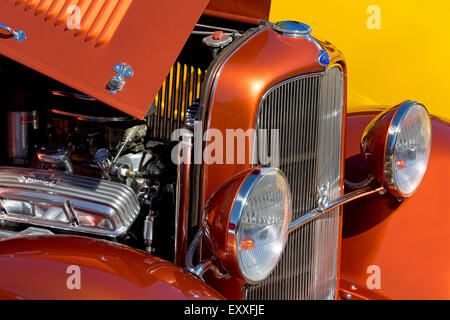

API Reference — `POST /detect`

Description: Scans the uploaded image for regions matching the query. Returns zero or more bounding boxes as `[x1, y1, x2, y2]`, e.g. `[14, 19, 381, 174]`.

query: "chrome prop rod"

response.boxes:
[195, 23, 240, 33]
[288, 185, 386, 233]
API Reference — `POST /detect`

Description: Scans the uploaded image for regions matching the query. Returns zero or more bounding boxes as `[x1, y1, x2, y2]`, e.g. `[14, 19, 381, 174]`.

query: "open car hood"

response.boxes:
[0, 0, 209, 119]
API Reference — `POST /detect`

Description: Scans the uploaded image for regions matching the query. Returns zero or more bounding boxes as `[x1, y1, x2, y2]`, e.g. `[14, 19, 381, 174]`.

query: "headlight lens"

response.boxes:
[387, 103, 431, 196]
[233, 168, 292, 283]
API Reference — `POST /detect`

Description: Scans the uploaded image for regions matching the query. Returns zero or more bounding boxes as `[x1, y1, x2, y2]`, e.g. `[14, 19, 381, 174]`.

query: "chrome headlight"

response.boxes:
[203, 167, 292, 283]
[361, 101, 432, 197]
[386, 103, 432, 196]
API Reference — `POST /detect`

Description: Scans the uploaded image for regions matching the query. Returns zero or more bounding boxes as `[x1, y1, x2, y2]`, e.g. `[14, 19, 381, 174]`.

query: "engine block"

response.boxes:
[0, 167, 140, 237]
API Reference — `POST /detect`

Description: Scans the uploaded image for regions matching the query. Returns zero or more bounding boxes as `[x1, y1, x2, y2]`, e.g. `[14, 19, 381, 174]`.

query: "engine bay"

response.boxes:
[0, 16, 254, 263]
[0, 55, 182, 261]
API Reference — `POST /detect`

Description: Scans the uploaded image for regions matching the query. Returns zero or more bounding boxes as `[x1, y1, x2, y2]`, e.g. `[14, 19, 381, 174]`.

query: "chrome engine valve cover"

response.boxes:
[0, 167, 140, 237]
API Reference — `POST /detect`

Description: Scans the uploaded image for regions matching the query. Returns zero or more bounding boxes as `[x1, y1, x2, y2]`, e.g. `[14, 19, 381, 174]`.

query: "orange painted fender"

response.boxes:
[340, 110, 450, 300]
[0, 235, 223, 300]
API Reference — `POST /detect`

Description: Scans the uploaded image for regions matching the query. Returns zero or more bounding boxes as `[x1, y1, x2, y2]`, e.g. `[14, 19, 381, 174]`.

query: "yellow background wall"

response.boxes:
[269, 1, 449, 121]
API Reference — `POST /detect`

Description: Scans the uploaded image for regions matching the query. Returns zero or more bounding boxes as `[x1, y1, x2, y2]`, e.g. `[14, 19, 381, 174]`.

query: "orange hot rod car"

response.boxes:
[0, 0, 448, 300]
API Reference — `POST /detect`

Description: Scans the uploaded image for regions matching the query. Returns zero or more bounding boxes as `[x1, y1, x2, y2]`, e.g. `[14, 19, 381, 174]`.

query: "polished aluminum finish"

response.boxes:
[0, 22, 26, 41]
[186, 226, 203, 272]
[6, 111, 38, 165]
[344, 175, 376, 189]
[148, 63, 206, 140]
[184, 101, 200, 129]
[288, 185, 385, 233]
[143, 212, 155, 253]
[174, 129, 194, 266]
[191, 259, 229, 280]
[94, 148, 112, 178]
[0, 167, 140, 237]
[185, 227, 229, 280]
[108, 63, 134, 95]
[248, 67, 344, 300]
[37, 145, 74, 173]
[0, 227, 53, 239]
[112, 124, 147, 164]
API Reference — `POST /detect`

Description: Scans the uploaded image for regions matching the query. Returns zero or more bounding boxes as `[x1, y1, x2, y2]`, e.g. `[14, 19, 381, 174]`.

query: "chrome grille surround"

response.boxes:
[247, 66, 344, 300]
[0, 167, 140, 237]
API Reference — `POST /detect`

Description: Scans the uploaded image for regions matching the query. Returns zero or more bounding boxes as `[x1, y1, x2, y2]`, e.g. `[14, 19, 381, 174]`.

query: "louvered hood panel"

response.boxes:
[0, 0, 208, 119]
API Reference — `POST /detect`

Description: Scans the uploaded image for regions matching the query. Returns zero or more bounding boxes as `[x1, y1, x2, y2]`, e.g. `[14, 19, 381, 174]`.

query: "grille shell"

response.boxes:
[247, 67, 344, 300]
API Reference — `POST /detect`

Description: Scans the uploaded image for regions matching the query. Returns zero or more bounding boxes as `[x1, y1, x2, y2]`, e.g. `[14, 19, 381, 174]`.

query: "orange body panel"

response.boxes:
[0, 235, 223, 300]
[202, 167, 261, 280]
[199, 25, 347, 298]
[0, 0, 208, 119]
[202, 169, 251, 265]
[205, 0, 271, 24]
[341, 113, 450, 300]
[202, 26, 324, 213]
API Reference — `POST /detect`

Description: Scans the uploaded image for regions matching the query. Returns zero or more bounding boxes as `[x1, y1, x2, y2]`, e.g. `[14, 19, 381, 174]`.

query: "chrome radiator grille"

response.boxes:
[248, 67, 344, 300]
[149, 63, 206, 140]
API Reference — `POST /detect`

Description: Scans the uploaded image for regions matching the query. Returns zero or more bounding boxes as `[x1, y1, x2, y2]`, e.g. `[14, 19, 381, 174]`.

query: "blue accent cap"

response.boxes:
[273, 21, 312, 35]
[14, 30, 26, 42]
[318, 51, 331, 66]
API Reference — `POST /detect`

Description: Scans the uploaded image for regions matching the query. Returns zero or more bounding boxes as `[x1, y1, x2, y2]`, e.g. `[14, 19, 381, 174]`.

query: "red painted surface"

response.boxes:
[341, 111, 450, 300]
[200, 25, 347, 298]
[202, 167, 259, 280]
[205, 0, 271, 24]
[0, 0, 208, 119]
[0, 235, 223, 300]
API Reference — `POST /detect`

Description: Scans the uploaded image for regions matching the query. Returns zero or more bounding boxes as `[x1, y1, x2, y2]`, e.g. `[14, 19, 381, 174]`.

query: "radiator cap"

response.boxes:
[273, 21, 312, 36]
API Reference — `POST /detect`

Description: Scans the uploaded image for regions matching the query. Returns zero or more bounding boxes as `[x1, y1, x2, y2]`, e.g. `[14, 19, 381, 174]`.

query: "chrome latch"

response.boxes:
[317, 183, 330, 212]
[107, 63, 133, 95]
[0, 22, 26, 41]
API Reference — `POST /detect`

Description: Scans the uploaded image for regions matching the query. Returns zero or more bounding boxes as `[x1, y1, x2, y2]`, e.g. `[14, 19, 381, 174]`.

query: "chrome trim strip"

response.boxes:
[384, 101, 430, 197]
[195, 23, 241, 34]
[288, 185, 385, 233]
[174, 129, 194, 266]
[227, 167, 270, 284]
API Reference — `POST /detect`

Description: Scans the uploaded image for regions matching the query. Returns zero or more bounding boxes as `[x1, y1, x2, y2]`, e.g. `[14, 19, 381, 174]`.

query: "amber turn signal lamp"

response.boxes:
[202, 167, 292, 284]
[360, 101, 432, 197]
